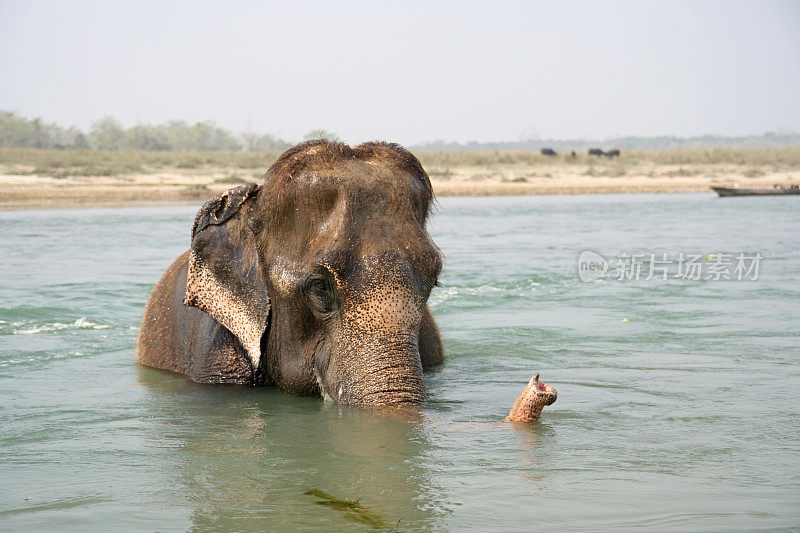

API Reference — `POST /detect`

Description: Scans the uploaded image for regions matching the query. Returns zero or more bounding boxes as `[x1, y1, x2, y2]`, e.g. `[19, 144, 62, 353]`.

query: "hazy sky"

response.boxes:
[1, 0, 799, 145]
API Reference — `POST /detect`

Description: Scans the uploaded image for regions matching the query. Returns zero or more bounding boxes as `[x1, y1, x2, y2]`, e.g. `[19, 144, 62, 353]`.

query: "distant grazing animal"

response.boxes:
[541, 148, 557, 157]
[570, 151, 576, 158]
[588, 148, 605, 157]
[606, 149, 620, 158]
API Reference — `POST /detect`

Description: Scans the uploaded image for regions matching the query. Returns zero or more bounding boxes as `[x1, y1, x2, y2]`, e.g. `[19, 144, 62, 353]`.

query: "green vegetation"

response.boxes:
[4, 110, 798, 158]
[303, 129, 339, 141]
[415, 132, 800, 152]
[0, 110, 330, 152]
[304, 489, 390, 529]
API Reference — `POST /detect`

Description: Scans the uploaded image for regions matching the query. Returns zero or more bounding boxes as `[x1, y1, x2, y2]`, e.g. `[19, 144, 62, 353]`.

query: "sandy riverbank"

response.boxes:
[2, 149, 799, 209]
[1, 172, 797, 211]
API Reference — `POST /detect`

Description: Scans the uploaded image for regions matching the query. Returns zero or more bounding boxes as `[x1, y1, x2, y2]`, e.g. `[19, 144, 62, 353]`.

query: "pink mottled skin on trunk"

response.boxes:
[505, 373, 557, 423]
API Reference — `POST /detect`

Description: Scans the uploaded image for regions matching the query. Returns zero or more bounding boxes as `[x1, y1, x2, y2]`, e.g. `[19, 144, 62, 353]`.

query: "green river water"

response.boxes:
[1, 193, 798, 531]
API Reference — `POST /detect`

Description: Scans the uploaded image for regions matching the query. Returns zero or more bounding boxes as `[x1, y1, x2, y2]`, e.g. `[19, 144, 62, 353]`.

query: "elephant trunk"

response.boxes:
[314, 257, 431, 406]
[319, 333, 425, 406]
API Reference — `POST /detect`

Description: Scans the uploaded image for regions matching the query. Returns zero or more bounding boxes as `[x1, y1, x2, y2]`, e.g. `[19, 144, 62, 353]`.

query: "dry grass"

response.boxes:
[417, 146, 800, 166]
[0, 147, 281, 178]
[2, 146, 799, 177]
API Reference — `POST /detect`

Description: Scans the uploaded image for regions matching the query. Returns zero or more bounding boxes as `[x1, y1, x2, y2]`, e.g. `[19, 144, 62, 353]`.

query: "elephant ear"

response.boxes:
[184, 184, 269, 370]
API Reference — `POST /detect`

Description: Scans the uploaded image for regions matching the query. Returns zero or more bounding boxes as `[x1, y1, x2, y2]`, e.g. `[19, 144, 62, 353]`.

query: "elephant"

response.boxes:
[137, 140, 444, 406]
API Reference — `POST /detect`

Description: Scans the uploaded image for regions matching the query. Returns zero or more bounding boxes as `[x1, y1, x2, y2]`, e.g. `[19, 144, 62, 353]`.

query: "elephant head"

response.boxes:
[183, 140, 443, 405]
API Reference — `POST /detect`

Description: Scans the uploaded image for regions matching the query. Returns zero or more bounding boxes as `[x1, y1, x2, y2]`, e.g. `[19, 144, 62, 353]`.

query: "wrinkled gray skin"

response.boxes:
[137, 140, 444, 406]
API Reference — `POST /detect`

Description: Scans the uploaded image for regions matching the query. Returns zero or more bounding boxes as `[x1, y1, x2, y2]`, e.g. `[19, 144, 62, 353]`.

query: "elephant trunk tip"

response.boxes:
[506, 372, 557, 424]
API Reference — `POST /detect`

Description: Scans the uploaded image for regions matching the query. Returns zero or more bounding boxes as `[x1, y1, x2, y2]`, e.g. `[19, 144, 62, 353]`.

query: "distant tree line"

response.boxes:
[411, 132, 800, 152]
[0, 111, 339, 152]
[3, 110, 798, 152]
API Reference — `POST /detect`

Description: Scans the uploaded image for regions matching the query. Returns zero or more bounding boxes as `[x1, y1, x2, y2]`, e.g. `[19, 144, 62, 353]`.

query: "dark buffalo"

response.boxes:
[606, 149, 620, 158]
[588, 148, 605, 157]
[541, 148, 557, 157]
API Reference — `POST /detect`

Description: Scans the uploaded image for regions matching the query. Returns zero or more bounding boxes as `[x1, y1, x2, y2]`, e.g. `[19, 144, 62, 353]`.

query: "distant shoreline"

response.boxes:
[1, 174, 795, 211]
[2, 147, 798, 210]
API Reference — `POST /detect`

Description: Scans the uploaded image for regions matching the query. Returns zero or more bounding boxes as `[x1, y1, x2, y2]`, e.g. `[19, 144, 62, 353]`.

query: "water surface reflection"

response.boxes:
[137, 367, 452, 530]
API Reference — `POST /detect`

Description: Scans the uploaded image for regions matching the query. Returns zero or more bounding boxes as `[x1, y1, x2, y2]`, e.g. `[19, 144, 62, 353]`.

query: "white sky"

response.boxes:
[1, 0, 799, 145]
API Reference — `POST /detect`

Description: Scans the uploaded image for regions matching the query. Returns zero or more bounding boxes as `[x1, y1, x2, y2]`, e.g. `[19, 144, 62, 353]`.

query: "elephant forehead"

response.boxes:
[291, 167, 426, 206]
[263, 173, 429, 249]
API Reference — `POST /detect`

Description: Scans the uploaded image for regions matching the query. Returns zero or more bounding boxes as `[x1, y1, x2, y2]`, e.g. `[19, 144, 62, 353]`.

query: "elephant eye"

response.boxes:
[305, 275, 336, 315]
[309, 278, 328, 293]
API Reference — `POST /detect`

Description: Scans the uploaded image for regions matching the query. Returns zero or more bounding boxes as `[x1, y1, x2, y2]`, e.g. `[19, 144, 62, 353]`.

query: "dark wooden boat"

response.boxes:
[712, 186, 800, 197]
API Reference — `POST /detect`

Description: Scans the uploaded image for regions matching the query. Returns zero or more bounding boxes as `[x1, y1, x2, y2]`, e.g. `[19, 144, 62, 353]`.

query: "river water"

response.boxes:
[1, 194, 798, 531]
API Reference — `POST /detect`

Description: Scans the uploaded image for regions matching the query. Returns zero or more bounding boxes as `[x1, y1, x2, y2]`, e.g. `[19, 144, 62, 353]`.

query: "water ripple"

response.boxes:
[8, 317, 109, 335]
